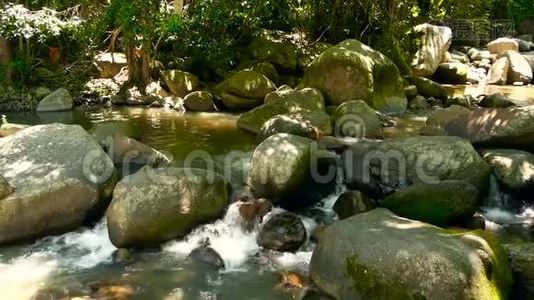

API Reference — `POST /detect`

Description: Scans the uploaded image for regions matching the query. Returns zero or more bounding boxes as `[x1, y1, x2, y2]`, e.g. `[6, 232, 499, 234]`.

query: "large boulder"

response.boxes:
[93, 52, 127, 78]
[504, 243, 534, 299]
[161, 70, 200, 97]
[183, 91, 217, 112]
[97, 133, 171, 168]
[300, 39, 407, 113]
[310, 209, 513, 300]
[237, 87, 325, 134]
[259, 114, 320, 140]
[479, 93, 516, 108]
[405, 76, 448, 101]
[249, 30, 298, 73]
[411, 23, 453, 77]
[247, 134, 336, 209]
[498, 50, 533, 84]
[482, 149, 534, 193]
[383, 180, 479, 226]
[333, 190, 375, 220]
[445, 106, 534, 151]
[343, 136, 491, 198]
[0, 176, 14, 199]
[523, 52, 534, 74]
[257, 211, 307, 252]
[433, 62, 468, 84]
[331, 100, 382, 138]
[0, 124, 116, 244]
[426, 105, 471, 128]
[488, 38, 519, 54]
[36, 88, 73, 112]
[106, 167, 229, 247]
[214, 70, 276, 110]
[487, 57, 510, 85]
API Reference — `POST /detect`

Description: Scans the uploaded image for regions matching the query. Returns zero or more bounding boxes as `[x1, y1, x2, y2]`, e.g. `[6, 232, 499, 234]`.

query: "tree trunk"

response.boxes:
[0, 37, 12, 85]
[126, 43, 150, 89]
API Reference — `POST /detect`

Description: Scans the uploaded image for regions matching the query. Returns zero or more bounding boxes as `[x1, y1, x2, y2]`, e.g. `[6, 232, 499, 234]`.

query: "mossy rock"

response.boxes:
[214, 70, 276, 110]
[405, 76, 448, 101]
[249, 30, 298, 73]
[161, 70, 200, 97]
[433, 62, 469, 84]
[331, 100, 383, 138]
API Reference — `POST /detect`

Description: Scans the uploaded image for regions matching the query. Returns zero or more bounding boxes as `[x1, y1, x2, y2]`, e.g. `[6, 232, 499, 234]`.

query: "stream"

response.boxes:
[1, 89, 533, 298]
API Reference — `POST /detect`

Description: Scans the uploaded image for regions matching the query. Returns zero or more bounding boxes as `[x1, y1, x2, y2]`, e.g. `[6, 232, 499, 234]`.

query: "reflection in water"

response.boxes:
[444, 84, 534, 106]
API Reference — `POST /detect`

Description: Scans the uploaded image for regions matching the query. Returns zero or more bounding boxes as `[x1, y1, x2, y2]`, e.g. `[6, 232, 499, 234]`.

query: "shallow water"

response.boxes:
[444, 84, 534, 106]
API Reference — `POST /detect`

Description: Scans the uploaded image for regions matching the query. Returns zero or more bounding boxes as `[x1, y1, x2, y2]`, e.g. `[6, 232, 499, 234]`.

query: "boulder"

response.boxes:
[236, 198, 272, 225]
[237, 88, 325, 134]
[264, 85, 295, 103]
[188, 245, 225, 269]
[426, 105, 471, 128]
[383, 180, 479, 226]
[404, 85, 418, 99]
[300, 39, 407, 113]
[405, 76, 448, 101]
[145, 81, 169, 99]
[411, 23, 453, 77]
[287, 110, 332, 136]
[106, 166, 229, 247]
[250, 62, 279, 83]
[0, 175, 14, 199]
[257, 211, 306, 252]
[408, 95, 430, 110]
[504, 243, 534, 299]
[523, 52, 534, 74]
[310, 209, 513, 300]
[249, 30, 298, 73]
[183, 91, 216, 112]
[97, 133, 171, 168]
[259, 114, 319, 140]
[214, 70, 276, 110]
[93, 52, 127, 78]
[343, 136, 491, 198]
[331, 100, 382, 138]
[333, 191, 375, 220]
[445, 106, 534, 151]
[433, 62, 468, 84]
[445, 94, 476, 108]
[482, 149, 534, 192]
[479, 93, 516, 108]
[161, 70, 200, 97]
[0, 124, 116, 244]
[513, 38, 532, 52]
[498, 50, 533, 84]
[487, 57, 510, 85]
[0, 122, 30, 137]
[247, 134, 336, 208]
[36, 88, 73, 112]
[488, 38, 519, 54]
[449, 50, 470, 64]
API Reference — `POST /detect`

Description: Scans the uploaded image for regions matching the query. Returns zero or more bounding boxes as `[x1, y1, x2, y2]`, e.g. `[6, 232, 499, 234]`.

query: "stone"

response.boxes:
[257, 211, 307, 252]
[161, 70, 200, 97]
[249, 30, 298, 73]
[504, 243, 534, 299]
[0, 124, 116, 244]
[300, 39, 407, 113]
[383, 180, 479, 226]
[408, 95, 430, 110]
[236, 198, 272, 224]
[333, 191, 375, 220]
[523, 52, 534, 75]
[426, 105, 471, 128]
[250, 62, 279, 83]
[93, 52, 127, 78]
[482, 149, 534, 193]
[247, 134, 336, 208]
[479, 93, 516, 108]
[36, 88, 73, 112]
[183, 91, 216, 112]
[188, 245, 225, 269]
[433, 62, 469, 84]
[449, 50, 470, 64]
[405, 76, 448, 101]
[145, 81, 169, 99]
[498, 50, 533, 84]
[487, 57, 510, 85]
[112, 248, 132, 263]
[310, 209, 513, 300]
[331, 100, 382, 138]
[0, 122, 30, 137]
[96, 133, 171, 168]
[237, 88, 325, 134]
[411, 23, 453, 77]
[264, 85, 295, 103]
[106, 166, 229, 247]
[514, 38, 532, 52]
[488, 38, 519, 54]
[259, 114, 320, 140]
[0, 175, 14, 199]
[446, 95, 476, 108]
[214, 70, 276, 110]
[404, 85, 418, 99]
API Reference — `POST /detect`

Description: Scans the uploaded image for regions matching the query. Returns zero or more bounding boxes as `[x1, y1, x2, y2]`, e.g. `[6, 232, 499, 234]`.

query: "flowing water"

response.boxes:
[1, 97, 532, 298]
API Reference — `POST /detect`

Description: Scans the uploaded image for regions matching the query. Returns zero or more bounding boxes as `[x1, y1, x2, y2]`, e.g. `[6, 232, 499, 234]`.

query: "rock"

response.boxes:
[259, 114, 320, 140]
[333, 191, 375, 220]
[445, 106, 534, 151]
[33, 87, 52, 100]
[310, 209, 513, 300]
[445, 94, 476, 108]
[183, 91, 216, 112]
[97, 133, 171, 167]
[106, 166, 229, 247]
[482, 149, 534, 192]
[514, 38, 532, 52]
[250, 62, 279, 83]
[405, 76, 448, 101]
[488, 38, 519, 54]
[426, 105, 471, 128]
[498, 50, 533, 84]
[433, 62, 468, 83]
[409, 95, 430, 110]
[0, 124, 116, 244]
[449, 50, 470, 63]
[112, 248, 132, 263]
[343, 136, 491, 199]
[411, 23, 453, 77]
[215, 70, 276, 110]
[517, 34, 533, 42]
[0, 122, 30, 137]
[404, 85, 418, 99]
[287, 110, 332, 136]
[300, 39, 407, 113]
[0, 175, 14, 199]
[264, 85, 295, 103]
[331, 100, 382, 138]
[247, 134, 336, 208]
[257, 211, 306, 252]
[523, 52, 534, 74]
[93, 52, 127, 78]
[383, 180, 479, 226]
[36, 88, 73, 112]
[504, 243, 534, 299]
[297, 42, 333, 72]
[161, 70, 200, 97]
[236, 198, 272, 224]
[475, 50, 493, 61]
[487, 57, 510, 85]
[237, 88, 325, 134]
[249, 30, 298, 73]
[124, 86, 152, 106]
[479, 93, 516, 108]
[145, 81, 169, 99]
[188, 245, 225, 269]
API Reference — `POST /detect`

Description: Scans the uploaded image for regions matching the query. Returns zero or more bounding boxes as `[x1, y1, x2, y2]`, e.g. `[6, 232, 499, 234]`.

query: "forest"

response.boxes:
[0, 0, 533, 299]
